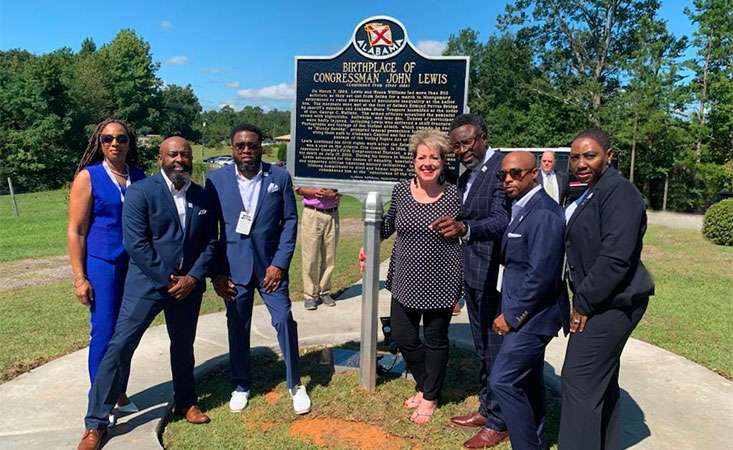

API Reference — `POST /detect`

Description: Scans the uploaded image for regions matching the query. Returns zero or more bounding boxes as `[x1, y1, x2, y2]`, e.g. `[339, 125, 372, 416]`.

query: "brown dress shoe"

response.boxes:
[450, 411, 488, 428]
[77, 428, 106, 450]
[463, 428, 509, 449]
[183, 405, 211, 424]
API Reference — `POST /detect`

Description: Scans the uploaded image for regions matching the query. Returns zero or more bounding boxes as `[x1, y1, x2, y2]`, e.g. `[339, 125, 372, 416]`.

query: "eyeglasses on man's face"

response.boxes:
[450, 132, 482, 151]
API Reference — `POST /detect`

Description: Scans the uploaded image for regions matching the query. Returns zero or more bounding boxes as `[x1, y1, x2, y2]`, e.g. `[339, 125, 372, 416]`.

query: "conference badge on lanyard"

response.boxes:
[236, 209, 254, 236]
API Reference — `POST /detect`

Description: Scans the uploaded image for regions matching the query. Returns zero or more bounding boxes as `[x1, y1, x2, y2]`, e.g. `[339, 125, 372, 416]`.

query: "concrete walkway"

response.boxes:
[1, 263, 731, 450]
[647, 210, 704, 231]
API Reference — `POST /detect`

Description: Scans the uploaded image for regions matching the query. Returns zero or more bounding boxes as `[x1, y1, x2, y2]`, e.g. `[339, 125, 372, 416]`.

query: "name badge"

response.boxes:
[496, 264, 505, 292]
[236, 210, 254, 235]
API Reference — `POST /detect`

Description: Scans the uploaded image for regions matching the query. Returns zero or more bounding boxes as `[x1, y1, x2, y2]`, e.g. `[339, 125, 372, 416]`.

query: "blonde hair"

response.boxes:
[409, 129, 450, 160]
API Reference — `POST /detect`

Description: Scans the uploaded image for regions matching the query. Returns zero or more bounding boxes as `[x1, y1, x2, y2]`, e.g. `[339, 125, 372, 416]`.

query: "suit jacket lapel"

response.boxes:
[155, 172, 183, 233]
[565, 185, 598, 238]
[462, 155, 495, 210]
[229, 164, 246, 212]
[501, 190, 541, 256]
[252, 162, 271, 225]
[184, 188, 196, 240]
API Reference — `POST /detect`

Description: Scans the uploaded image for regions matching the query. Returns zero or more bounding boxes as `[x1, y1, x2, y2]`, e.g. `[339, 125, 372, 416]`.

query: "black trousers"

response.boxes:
[465, 285, 506, 431]
[84, 293, 202, 429]
[390, 298, 453, 401]
[559, 297, 648, 450]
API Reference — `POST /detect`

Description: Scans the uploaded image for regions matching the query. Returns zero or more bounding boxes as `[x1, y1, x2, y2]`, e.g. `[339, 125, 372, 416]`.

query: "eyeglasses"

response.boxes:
[233, 141, 260, 150]
[100, 134, 129, 145]
[496, 168, 532, 181]
[450, 132, 483, 151]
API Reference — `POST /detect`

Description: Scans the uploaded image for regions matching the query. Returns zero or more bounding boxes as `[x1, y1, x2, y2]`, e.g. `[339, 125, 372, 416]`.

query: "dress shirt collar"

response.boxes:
[236, 166, 263, 182]
[160, 169, 191, 194]
[511, 183, 543, 220]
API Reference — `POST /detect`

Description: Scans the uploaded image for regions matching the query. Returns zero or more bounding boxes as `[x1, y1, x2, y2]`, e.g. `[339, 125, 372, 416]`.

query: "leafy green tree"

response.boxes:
[603, 15, 688, 193]
[157, 84, 202, 140]
[685, 0, 733, 164]
[97, 29, 161, 131]
[500, 0, 662, 125]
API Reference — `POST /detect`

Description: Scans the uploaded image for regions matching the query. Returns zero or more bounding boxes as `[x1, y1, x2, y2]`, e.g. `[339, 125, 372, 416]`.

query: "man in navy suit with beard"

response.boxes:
[431, 114, 510, 448]
[77, 137, 217, 450]
[205, 124, 310, 416]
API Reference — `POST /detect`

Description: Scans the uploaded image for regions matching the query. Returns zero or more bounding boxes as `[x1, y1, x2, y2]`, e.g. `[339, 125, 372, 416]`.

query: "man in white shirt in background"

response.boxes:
[536, 151, 567, 206]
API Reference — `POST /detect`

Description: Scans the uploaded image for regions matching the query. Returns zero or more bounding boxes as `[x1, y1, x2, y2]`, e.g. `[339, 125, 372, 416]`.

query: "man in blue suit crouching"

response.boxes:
[206, 124, 310, 415]
[488, 151, 569, 450]
[77, 137, 217, 450]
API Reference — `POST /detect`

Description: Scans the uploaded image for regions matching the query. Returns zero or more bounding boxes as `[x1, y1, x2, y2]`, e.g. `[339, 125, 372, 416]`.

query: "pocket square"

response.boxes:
[198, 209, 207, 215]
[507, 233, 522, 238]
[267, 184, 280, 193]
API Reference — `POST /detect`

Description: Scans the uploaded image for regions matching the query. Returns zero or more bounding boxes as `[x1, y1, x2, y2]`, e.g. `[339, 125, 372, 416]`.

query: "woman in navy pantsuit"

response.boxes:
[559, 128, 654, 450]
[68, 119, 145, 413]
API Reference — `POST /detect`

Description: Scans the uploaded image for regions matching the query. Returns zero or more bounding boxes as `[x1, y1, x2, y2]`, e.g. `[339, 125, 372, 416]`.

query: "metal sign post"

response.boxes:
[7, 178, 19, 217]
[359, 191, 382, 391]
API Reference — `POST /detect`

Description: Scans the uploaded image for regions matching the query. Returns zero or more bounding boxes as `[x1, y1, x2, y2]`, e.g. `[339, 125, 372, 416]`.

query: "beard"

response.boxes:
[237, 156, 262, 175]
[164, 164, 192, 190]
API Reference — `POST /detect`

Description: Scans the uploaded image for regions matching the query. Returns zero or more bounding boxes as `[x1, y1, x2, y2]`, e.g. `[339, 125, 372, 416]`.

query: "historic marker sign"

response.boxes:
[289, 16, 469, 196]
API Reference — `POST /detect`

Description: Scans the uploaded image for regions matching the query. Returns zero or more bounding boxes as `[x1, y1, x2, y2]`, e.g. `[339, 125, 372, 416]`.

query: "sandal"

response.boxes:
[409, 401, 436, 425]
[403, 392, 423, 409]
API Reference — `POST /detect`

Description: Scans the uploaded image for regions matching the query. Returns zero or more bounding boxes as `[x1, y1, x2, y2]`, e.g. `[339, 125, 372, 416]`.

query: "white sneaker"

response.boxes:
[290, 385, 311, 415]
[229, 390, 250, 412]
[115, 400, 139, 414]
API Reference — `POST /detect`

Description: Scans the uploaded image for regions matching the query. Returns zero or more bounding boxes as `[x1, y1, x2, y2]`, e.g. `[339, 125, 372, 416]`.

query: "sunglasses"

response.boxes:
[496, 168, 532, 181]
[234, 141, 260, 150]
[100, 134, 130, 145]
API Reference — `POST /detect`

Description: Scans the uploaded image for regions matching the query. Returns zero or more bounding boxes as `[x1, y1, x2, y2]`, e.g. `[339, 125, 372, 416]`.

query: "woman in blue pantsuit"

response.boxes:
[68, 119, 145, 413]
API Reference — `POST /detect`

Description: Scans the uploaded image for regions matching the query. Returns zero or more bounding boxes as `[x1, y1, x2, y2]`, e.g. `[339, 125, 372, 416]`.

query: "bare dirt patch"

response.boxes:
[289, 418, 408, 449]
[264, 391, 280, 405]
[339, 218, 363, 237]
[0, 255, 70, 292]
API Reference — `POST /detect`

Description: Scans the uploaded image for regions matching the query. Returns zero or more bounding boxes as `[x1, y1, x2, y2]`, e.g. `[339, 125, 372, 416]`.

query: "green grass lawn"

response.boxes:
[0, 192, 393, 381]
[633, 225, 733, 379]
[1, 192, 731, 387]
[0, 188, 70, 262]
[163, 346, 560, 450]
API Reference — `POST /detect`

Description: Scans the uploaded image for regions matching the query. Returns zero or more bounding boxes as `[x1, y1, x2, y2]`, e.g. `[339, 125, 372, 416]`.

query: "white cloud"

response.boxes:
[237, 83, 295, 100]
[416, 40, 448, 56]
[164, 55, 188, 65]
[225, 81, 240, 88]
[160, 20, 174, 30]
[202, 67, 224, 74]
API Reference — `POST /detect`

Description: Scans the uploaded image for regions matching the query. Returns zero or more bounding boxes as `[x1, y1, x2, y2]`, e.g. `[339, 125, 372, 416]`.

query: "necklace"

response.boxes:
[109, 168, 129, 178]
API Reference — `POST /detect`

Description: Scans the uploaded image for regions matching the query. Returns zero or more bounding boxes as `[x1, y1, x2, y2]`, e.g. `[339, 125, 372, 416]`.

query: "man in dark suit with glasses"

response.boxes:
[431, 114, 511, 449]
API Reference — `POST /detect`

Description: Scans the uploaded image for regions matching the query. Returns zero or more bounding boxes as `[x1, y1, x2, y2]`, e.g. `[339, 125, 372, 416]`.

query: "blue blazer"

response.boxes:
[205, 162, 298, 285]
[500, 188, 569, 336]
[457, 151, 510, 290]
[122, 172, 217, 300]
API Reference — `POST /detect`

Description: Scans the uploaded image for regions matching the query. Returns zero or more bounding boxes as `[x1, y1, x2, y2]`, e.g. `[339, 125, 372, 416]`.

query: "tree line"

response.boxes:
[0, 29, 290, 194]
[445, 0, 732, 211]
[2, 1, 732, 212]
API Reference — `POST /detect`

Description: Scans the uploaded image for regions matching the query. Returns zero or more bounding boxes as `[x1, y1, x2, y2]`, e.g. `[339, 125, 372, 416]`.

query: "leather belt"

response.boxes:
[304, 204, 338, 213]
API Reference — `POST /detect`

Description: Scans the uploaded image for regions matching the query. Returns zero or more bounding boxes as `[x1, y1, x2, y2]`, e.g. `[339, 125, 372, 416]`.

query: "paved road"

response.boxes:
[1, 263, 731, 449]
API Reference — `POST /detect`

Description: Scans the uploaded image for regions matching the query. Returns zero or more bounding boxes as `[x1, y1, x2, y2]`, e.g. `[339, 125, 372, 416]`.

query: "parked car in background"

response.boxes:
[203, 155, 234, 166]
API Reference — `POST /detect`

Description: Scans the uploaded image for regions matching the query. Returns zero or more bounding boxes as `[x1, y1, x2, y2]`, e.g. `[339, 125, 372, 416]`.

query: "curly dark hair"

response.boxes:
[74, 119, 139, 175]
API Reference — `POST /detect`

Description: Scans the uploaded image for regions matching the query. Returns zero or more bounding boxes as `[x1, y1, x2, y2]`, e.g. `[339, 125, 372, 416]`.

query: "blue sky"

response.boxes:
[1, 0, 695, 111]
